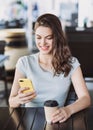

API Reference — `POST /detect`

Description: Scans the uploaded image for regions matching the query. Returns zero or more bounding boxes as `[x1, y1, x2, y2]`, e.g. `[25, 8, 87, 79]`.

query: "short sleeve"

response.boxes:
[16, 56, 26, 76]
[70, 57, 80, 76]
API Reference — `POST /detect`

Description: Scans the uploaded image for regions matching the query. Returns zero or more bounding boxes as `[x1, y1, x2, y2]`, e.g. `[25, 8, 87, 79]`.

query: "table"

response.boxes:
[0, 106, 93, 130]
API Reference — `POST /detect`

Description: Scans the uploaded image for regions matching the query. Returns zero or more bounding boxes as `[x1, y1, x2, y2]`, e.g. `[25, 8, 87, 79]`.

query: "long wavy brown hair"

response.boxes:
[34, 13, 72, 77]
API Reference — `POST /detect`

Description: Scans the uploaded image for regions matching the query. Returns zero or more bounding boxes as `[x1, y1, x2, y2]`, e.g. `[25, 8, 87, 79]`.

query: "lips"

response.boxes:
[40, 46, 49, 51]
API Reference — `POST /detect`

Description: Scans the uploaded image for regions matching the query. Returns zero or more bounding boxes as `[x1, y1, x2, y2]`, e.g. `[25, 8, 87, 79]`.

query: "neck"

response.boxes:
[38, 53, 54, 73]
[39, 53, 52, 65]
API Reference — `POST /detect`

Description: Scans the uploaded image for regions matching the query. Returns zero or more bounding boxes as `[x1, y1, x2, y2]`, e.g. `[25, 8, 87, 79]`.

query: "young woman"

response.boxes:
[9, 13, 91, 123]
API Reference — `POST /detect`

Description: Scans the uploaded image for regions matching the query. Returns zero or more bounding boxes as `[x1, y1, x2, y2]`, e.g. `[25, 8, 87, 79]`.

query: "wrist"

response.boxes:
[9, 96, 20, 108]
[65, 105, 73, 117]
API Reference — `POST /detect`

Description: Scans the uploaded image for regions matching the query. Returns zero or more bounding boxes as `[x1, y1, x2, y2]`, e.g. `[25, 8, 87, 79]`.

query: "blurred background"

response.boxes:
[0, 0, 93, 106]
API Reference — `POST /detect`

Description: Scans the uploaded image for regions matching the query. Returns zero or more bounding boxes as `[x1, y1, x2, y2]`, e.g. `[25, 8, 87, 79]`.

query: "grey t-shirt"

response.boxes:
[16, 53, 80, 107]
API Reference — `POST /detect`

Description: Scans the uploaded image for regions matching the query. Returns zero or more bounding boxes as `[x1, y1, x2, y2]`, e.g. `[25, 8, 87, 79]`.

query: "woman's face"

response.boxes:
[35, 26, 53, 55]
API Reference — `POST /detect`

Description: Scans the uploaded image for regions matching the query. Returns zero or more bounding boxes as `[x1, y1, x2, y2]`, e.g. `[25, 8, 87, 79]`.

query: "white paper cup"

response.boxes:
[44, 100, 59, 124]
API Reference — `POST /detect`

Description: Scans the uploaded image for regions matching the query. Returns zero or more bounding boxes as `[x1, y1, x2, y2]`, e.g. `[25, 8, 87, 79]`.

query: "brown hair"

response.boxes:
[34, 13, 72, 76]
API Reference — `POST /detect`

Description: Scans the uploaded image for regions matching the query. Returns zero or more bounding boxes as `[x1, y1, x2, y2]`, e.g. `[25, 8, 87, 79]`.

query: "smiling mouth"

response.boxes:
[40, 46, 49, 51]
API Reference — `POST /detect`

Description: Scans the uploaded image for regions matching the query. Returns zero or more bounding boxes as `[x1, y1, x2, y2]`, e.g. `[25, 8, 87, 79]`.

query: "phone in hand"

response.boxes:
[19, 78, 34, 93]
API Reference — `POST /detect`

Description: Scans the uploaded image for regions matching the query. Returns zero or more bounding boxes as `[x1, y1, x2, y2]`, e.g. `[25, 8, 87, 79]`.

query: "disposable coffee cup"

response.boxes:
[44, 100, 59, 124]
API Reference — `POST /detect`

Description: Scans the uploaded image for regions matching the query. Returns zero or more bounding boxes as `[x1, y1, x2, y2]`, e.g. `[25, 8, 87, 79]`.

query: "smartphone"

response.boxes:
[19, 78, 34, 93]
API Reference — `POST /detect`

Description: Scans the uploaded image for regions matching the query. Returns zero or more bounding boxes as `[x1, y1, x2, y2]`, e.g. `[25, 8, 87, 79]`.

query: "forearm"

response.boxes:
[9, 96, 21, 108]
[65, 95, 91, 115]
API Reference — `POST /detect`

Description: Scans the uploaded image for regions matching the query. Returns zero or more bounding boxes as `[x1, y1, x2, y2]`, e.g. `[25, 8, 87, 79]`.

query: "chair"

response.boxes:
[0, 66, 8, 102]
[65, 83, 77, 106]
[0, 41, 6, 54]
[0, 41, 9, 104]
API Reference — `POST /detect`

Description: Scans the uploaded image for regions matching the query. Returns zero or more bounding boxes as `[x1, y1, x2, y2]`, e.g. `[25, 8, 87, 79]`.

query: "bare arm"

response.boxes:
[9, 68, 36, 108]
[66, 66, 91, 115]
[52, 66, 91, 123]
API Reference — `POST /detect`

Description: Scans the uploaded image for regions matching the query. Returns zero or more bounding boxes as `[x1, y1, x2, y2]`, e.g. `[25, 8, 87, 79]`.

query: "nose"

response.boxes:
[40, 38, 46, 45]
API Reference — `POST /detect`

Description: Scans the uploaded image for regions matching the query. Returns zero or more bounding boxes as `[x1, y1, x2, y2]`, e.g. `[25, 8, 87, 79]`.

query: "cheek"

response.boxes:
[35, 41, 41, 50]
[49, 41, 53, 47]
[46, 39, 53, 45]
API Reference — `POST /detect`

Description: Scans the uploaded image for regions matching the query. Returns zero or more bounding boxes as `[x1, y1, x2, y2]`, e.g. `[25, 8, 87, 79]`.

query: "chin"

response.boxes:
[40, 50, 51, 55]
[41, 52, 49, 55]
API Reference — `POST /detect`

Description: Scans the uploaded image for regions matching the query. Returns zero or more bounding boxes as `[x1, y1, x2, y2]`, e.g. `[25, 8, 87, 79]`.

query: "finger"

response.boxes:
[52, 114, 65, 123]
[20, 101, 24, 105]
[24, 91, 36, 96]
[20, 99, 33, 105]
[18, 91, 36, 98]
[52, 109, 61, 117]
[18, 87, 30, 94]
[19, 93, 36, 104]
[59, 117, 67, 123]
[21, 93, 37, 101]
[61, 108, 68, 118]
[20, 94, 36, 105]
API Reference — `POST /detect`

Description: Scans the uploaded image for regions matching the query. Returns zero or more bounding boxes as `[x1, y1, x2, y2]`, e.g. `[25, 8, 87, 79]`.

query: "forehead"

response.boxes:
[35, 26, 52, 36]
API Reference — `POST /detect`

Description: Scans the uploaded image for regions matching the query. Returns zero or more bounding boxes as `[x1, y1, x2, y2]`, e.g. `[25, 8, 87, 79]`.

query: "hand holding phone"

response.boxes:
[19, 78, 34, 93]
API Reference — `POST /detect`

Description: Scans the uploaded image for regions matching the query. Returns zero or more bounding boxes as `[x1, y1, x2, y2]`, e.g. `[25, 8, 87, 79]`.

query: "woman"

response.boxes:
[9, 13, 91, 123]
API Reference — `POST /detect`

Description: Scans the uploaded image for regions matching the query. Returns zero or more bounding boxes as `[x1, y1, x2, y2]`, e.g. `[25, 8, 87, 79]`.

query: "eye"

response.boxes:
[46, 36, 53, 40]
[36, 36, 41, 39]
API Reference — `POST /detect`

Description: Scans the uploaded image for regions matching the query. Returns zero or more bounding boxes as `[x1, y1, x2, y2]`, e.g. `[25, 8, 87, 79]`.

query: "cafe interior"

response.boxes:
[0, 0, 93, 106]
